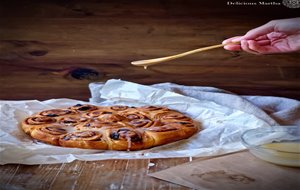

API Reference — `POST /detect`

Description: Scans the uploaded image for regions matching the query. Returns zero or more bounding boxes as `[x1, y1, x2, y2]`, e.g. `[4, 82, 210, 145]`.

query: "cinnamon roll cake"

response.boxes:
[21, 104, 199, 151]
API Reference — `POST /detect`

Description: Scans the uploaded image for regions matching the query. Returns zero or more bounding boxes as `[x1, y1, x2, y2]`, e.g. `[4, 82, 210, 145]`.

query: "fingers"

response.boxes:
[221, 20, 282, 54]
[255, 35, 268, 41]
[241, 21, 275, 40]
[223, 21, 274, 45]
[241, 40, 260, 54]
[224, 44, 241, 51]
[256, 39, 271, 46]
[222, 32, 272, 54]
[248, 40, 267, 54]
[222, 36, 242, 45]
[248, 40, 279, 54]
[223, 39, 273, 54]
[222, 36, 242, 51]
[240, 40, 279, 54]
[228, 24, 273, 43]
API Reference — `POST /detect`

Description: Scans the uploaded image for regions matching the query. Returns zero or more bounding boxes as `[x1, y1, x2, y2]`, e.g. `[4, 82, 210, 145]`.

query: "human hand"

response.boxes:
[222, 17, 300, 54]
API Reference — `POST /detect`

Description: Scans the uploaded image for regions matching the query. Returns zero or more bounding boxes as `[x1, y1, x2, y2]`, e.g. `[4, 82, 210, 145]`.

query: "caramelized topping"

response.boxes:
[69, 104, 97, 112]
[121, 112, 148, 120]
[86, 110, 101, 117]
[86, 110, 113, 118]
[26, 116, 56, 125]
[62, 131, 102, 141]
[40, 109, 72, 117]
[59, 116, 87, 126]
[155, 111, 191, 121]
[98, 113, 126, 122]
[174, 121, 195, 127]
[128, 119, 153, 128]
[140, 106, 167, 111]
[110, 128, 142, 142]
[127, 114, 141, 120]
[74, 131, 95, 138]
[110, 105, 128, 111]
[40, 126, 67, 135]
[83, 119, 117, 128]
[78, 106, 92, 111]
[147, 124, 179, 132]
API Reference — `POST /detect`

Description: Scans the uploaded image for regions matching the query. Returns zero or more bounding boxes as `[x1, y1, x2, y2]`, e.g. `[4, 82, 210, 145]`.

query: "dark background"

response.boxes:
[0, 0, 299, 100]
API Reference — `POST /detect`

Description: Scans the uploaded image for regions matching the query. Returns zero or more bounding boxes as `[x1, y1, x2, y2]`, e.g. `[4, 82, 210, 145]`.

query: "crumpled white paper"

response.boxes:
[0, 79, 276, 165]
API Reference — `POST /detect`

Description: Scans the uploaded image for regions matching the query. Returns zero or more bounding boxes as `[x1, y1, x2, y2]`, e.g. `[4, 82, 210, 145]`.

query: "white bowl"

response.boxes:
[241, 126, 300, 167]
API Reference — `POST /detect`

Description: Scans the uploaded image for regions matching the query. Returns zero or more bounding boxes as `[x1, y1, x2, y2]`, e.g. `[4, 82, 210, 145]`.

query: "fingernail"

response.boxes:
[222, 40, 228, 45]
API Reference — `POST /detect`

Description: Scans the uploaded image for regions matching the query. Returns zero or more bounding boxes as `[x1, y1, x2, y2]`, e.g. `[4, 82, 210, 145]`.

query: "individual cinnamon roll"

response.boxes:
[59, 116, 88, 126]
[145, 123, 186, 146]
[25, 116, 56, 125]
[153, 111, 192, 122]
[97, 112, 127, 122]
[127, 119, 154, 128]
[83, 110, 110, 118]
[139, 105, 169, 112]
[107, 128, 153, 150]
[81, 118, 124, 129]
[147, 124, 180, 132]
[173, 121, 199, 137]
[83, 108, 126, 122]
[31, 125, 68, 145]
[69, 104, 98, 112]
[59, 131, 108, 149]
[110, 128, 141, 141]
[21, 116, 57, 134]
[120, 112, 149, 120]
[40, 109, 73, 117]
[40, 126, 68, 135]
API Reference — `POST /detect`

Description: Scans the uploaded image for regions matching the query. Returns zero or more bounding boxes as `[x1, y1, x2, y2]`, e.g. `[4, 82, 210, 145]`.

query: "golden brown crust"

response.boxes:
[59, 131, 108, 149]
[69, 104, 98, 112]
[31, 125, 69, 145]
[40, 109, 75, 117]
[145, 123, 187, 146]
[104, 128, 151, 150]
[21, 104, 199, 150]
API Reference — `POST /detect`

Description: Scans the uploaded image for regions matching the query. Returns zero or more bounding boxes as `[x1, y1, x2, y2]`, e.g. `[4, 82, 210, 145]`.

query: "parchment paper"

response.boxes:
[0, 79, 275, 165]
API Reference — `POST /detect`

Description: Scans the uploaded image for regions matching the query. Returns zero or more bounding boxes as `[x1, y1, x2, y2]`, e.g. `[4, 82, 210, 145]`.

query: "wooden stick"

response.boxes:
[131, 44, 225, 67]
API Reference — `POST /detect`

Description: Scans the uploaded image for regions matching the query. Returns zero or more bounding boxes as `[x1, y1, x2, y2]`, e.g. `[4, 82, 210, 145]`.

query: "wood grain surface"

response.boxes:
[0, 1, 299, 190]
[0, 0, 299, 100]
[0, 158, 193, 190]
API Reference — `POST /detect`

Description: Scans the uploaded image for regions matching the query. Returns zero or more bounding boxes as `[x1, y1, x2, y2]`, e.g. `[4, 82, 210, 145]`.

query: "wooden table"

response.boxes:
[0, 1, 299, 189]
[1, 158, 195, 190]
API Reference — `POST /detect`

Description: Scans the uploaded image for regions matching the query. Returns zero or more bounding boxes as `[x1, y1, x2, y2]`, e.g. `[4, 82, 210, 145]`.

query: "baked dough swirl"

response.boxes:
[21, 104, 199, 150]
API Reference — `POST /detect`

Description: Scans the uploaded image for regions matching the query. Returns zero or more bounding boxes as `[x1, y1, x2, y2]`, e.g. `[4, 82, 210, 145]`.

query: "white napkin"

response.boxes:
[2, 79, 297, 165]
[90, 80, 300, 126]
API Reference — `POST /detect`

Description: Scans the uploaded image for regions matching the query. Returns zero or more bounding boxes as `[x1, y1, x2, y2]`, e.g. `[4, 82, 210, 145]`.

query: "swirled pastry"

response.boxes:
[21, 104, 199, 151]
